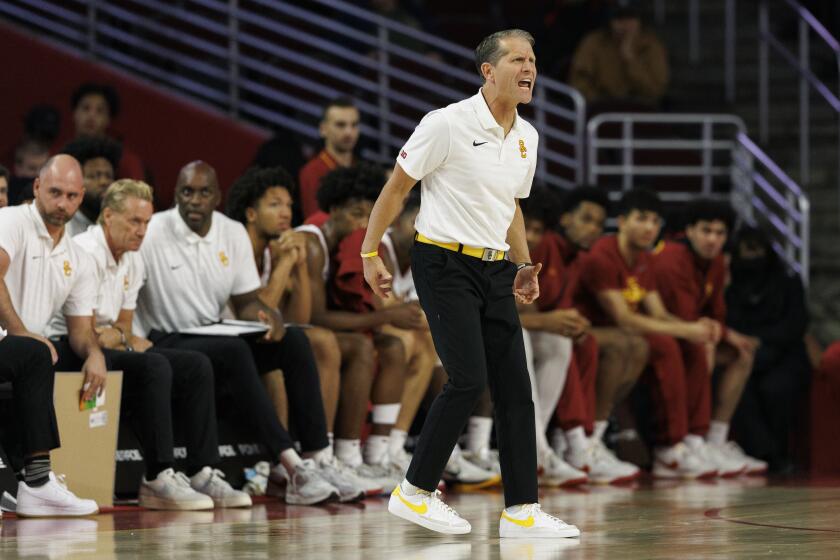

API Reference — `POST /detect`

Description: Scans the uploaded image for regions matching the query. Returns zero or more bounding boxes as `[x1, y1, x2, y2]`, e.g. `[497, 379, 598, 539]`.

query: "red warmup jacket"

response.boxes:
[574, 235, 656, 327]
[652, 239, 727, 335]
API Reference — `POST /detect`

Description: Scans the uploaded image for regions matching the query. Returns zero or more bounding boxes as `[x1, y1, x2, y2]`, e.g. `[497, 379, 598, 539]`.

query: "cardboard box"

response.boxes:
[51, 371, 123, 508]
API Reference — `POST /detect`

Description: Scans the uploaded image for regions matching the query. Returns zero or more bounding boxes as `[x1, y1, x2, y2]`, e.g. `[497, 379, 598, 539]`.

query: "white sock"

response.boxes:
[400, 478, 428, 496]
[551, 428, 567, 455]
[335, 438, 363, 468]
[707, 421, 729, 445]
[466, 416, 493, 453]
[279, 448, 303, 473]
[388, 429, 408, 458]
[684, 434, 705, 449]
[594, 420, 609, 442]
[565, 426, 588, 454]
[363, 435, 390, 466]
[505, 504, 531, 514]
[303, 446, 333, 465]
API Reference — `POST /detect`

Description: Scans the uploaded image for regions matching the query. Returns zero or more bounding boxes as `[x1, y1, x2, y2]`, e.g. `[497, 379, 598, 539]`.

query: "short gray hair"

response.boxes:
[474, 29, 535, 78]
[98, 179, 154, 224]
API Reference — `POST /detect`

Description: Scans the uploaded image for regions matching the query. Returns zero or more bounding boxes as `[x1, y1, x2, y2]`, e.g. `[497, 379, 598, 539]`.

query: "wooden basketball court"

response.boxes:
[2, 476, 840, 558]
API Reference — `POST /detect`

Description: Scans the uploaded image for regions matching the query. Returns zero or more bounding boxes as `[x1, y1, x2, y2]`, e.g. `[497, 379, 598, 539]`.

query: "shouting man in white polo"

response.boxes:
[362, 29, 580, 538]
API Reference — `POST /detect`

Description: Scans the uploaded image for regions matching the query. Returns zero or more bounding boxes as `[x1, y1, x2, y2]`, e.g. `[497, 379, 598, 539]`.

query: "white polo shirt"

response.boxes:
[397, 89, 539, 251]
[135, 207, 262, 335]
[71, 225, 144, 328]
[0, 204, 97, 337]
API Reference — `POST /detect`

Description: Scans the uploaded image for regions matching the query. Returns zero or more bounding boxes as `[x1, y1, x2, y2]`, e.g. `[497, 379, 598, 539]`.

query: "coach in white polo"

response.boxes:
[362, 29, 580, 538]
[0, 155, 103, 517]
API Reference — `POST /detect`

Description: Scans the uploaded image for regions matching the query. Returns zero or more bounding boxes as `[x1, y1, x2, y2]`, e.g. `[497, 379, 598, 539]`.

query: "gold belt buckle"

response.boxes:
[481, 248, 499, 261]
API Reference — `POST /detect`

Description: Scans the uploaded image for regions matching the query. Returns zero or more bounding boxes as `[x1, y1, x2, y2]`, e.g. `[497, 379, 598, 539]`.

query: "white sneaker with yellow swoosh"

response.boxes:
[388, 484, 471, 534]
[499, 503, 581, 538]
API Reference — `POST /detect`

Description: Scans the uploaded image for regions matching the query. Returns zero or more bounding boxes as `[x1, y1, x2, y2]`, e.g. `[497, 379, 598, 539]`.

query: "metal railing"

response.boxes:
[0, 0, 586, 188]
[587, 113, 746, 199]
[732, 133, 810, 284]
[758, 0, 840, 190]
[589, 113, 809, 281]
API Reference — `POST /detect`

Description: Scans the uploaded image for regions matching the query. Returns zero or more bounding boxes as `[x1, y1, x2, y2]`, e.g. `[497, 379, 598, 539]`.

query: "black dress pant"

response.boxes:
[52, 340, 220, 471]
[0, 336, 61, 465]
[150, 326, 328, 458]
[407, 242, 538, 507]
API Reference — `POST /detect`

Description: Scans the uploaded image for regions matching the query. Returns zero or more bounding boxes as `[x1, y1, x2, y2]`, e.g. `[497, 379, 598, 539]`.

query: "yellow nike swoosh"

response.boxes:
[394, 487, 428, 515]
[501, 511, 535, 527]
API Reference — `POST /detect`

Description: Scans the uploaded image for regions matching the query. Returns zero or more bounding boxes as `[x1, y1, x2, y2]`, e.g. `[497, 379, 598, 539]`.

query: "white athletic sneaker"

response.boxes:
[317, 457, 366, 502]
[355, 461, 400, 496]
[0, 491, 15, 513]
[567, 439, 640, 485]
[443, 446, 501, 489]
[499, 503, 581, 538]
[338, 461, 385, 496]
[390, 447, 413, 475]
[653, 443, 717, 479]
[462, 447, 502, 475]
[190, 467, 252, 508]
[285, 459, 339, 505]
[139, 468, 214, 510]
[16, 473, 99, 517]
[695, 441, 746, 478]
[719, 441, 768, 475]
[539, 450, 588, 487]
[388, 485, 471, 535]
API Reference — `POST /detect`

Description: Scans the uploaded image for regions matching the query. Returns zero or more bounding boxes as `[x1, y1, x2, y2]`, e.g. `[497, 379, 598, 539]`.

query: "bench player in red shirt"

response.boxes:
[574, 189, 719, 478]
[652, 199, 766, 475]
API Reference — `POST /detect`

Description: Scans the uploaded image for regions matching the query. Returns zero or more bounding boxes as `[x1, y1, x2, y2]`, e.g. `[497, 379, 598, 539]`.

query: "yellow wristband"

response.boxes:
[360, 251, 379, 258]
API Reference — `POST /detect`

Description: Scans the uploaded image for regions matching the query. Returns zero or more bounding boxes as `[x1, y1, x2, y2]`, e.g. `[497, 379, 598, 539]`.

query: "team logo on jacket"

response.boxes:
[621, 276, 647, 309]
[124, 275, 130, 291]
[519, 139, 527, 158]
[63, 260, 72, 277]
[219, 251, 230, 267]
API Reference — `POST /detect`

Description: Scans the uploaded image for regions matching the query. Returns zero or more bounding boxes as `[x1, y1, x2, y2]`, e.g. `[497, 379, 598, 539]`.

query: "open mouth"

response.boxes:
[518, 79, 532, 91]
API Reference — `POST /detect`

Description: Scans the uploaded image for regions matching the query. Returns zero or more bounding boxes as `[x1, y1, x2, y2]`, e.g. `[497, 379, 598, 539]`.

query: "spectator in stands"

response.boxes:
[66, 178, 248, 510]
[135, 160, 364, 505]
[574, 188, 719, 479]
[569, 0, 669, 108]
[7, 139, 49, 206]
[70, 83, 145, 180]
[727, 225, 811, 473]
[0, 333, 98, 518]
[653, 200, 767, 476]
[61, 136, 122, 237]
[225, 166, 377, 497]
[0, 155, 106, 517]
[24, 104, 62, 147]
[298, 98, 360, 220]
[0, 166, 8, 208]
